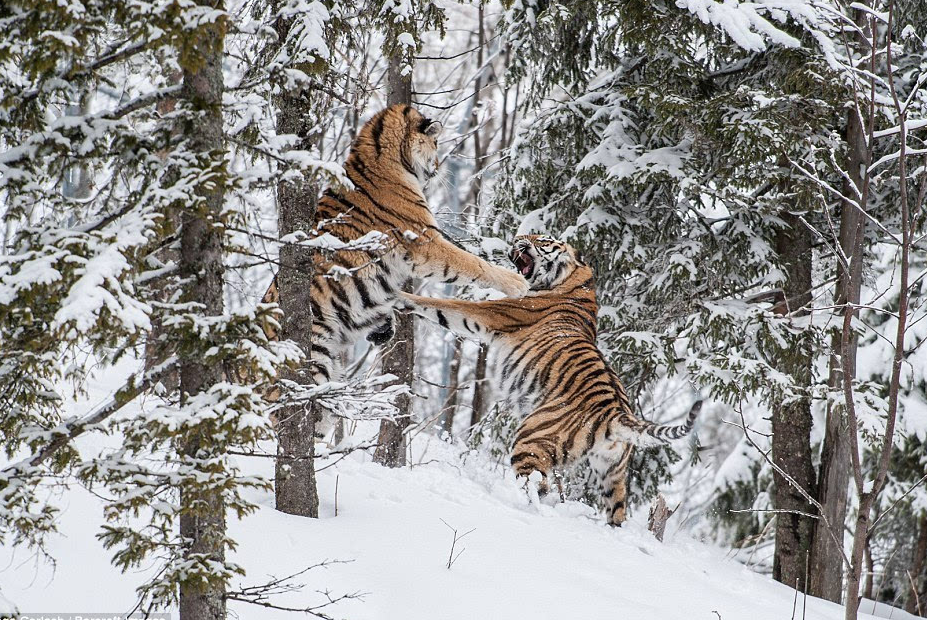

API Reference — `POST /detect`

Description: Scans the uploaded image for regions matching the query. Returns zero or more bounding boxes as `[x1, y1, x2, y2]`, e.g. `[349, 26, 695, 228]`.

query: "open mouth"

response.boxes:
[510, 248, 535, 278]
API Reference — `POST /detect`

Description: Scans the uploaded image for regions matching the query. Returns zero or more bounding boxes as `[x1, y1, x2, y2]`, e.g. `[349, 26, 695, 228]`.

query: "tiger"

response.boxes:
[262, 104, 528, 436]
[401, 234, 699, 526]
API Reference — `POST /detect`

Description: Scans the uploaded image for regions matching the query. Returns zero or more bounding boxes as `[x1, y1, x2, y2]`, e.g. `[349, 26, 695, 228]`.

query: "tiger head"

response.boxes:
[509, 235, 586, 291]
[360, 104, 443, 185]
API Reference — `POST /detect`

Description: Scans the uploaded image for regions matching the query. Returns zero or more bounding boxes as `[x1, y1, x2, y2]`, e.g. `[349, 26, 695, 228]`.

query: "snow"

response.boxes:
[676, 0, 808, 52]
[0, 363, 894, 620]
[860, 599, 920, 620]
[397, 32, 416, 48]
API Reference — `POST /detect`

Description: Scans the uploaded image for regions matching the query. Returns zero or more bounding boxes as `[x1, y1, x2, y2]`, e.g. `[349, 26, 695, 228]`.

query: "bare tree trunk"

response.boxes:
[273, 108, 321, 516]
[843, 13, 908, 617]
[771, 207, 816, 592]
[809, 20, 869, 601]
[906, 514, 927, 615]
[466, 7, 492, 437]
[374, 56, 414, 467]
[177, 5, 226, 617]
[270, 4, 323, 517]
[470, 344, 489, 429]
[439, 339, 463, 434]
[63, 91, 92, 200]
[846, 494, 876, 620]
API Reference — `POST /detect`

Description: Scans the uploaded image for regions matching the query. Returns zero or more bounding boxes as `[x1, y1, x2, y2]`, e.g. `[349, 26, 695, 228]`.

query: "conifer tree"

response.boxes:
[371, 0, 445, 467]
[0, 0, 336, 614]
[496, 0, 842, 517]
[266, 0, 342, 518]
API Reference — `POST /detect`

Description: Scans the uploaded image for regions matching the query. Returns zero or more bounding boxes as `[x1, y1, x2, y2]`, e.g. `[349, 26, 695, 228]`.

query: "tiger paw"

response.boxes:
[396, 291, 417, 310]
[367, 318, 394, 345]
[523, 470, 548, 507]
[492, 268, 529, 298]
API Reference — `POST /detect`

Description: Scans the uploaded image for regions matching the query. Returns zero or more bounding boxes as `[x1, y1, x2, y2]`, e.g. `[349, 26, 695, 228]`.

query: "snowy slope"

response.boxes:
[0, 364, 900, 620]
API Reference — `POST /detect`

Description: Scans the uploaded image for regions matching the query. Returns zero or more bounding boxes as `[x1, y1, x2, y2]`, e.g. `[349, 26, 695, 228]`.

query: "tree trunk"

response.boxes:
[771, 208, 816, 592]
[62, 91, 92, 200]
[143, 65, 183, 393]
[906, 514, 927, 615]
[843, 14, 908, 615]
[439, 339, 463, 434]
[272, 6, 321, 517]
[465, 10, 492, 438]
[845, 493, 875, 620]
[177, 6, 226, 618]
[374, 56, 414, 467]
[809, 36, 869, 602]
[470, 343, 489, 430]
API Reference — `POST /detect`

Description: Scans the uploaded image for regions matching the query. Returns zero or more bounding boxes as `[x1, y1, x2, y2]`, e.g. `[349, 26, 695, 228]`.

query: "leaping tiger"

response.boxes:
[401, 235, 699, 526]
[262, 104, 529, 436]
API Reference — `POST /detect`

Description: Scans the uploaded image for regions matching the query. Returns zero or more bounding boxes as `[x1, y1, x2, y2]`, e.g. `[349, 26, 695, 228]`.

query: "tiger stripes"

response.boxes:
[402, 235, 699, 526]
[261, 104, 528, 438]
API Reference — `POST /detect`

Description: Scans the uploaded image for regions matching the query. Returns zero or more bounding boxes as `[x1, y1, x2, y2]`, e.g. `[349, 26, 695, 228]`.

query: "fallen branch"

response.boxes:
[226, 559, 365, 620]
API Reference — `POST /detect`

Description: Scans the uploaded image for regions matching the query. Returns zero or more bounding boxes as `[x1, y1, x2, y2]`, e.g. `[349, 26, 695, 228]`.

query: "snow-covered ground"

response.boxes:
[0, 362, 913, 620]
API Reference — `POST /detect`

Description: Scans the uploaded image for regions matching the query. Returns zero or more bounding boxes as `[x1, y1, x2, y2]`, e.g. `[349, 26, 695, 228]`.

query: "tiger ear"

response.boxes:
[575, 251, 587, 266]
[424, 120, 443, 137]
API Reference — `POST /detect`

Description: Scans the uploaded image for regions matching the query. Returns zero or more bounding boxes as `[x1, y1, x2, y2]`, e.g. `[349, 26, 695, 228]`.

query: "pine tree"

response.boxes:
[495, 0, 843, 517]
[175, 7, 229, 616]
[265, 0, 342, 518]
[0, 0, 338, 614]
[371, 0, 446, 467]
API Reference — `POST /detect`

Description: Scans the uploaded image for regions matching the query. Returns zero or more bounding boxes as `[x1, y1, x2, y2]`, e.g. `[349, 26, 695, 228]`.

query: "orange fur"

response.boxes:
[261, 105, 527, 437]
[404, 235, 699, 525]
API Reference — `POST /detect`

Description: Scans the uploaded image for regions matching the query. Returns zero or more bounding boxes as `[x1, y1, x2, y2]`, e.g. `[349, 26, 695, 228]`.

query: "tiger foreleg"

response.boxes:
[407, 233, 528, 297]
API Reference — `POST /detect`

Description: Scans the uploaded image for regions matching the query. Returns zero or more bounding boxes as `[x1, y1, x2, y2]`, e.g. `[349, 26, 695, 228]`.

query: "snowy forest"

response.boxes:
[1, 0, 927, 619]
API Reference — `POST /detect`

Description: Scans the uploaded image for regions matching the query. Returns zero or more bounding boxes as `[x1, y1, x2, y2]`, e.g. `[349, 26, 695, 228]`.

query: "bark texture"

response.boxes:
[907, 514, 927, 616]
[272, 8, 321, 517]
[470, 344, 489, 429]
[374, 56, 415, 467]
[178, 7, 227, 618]
[809, 58, 868, 605]
[771, 209, 816, 592]
[143, 65, 183, 392]
[439, 339, 463, 434]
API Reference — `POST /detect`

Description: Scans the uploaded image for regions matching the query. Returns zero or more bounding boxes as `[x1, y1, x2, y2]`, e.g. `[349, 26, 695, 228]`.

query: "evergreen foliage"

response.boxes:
[0, 0, 338, 609]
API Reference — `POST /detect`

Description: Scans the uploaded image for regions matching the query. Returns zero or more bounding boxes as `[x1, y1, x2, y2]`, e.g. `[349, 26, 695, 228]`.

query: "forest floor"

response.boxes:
[0, 359, 916, 620]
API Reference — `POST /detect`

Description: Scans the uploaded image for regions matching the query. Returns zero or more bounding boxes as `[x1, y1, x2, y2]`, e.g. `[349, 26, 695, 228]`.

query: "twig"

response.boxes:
[730, 399, 850, 568]
[803, 550, 809, 620]
[907, 570, 924, 617]
[791, 578, 799, 620]
[226, 560, 364, 620]
[439, 519, 476, 569]
[870, 473, 927, 532]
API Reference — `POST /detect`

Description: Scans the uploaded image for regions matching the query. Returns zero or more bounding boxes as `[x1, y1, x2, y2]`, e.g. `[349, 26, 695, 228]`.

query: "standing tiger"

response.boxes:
[402, 235, 699, 526]
[262, 104, 528, 436]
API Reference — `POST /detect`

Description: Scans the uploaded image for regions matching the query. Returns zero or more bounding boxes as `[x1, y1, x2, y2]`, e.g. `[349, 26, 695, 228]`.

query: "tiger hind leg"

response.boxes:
[277, 338, 342, 442]
[510, 436, 557, 502]
[588, 445, 634, 526]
